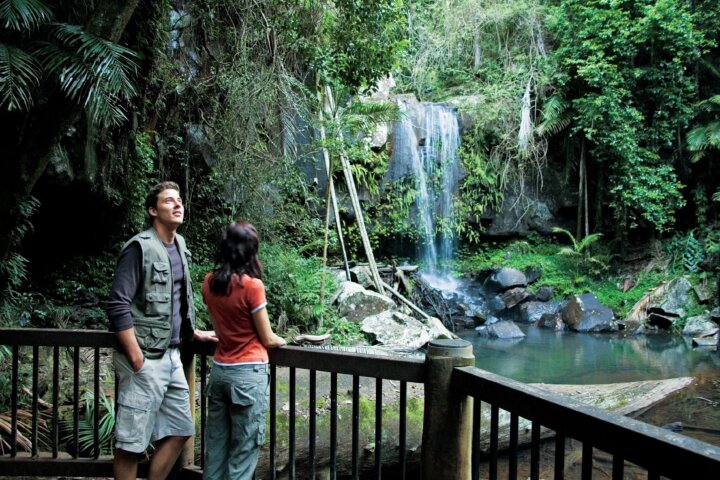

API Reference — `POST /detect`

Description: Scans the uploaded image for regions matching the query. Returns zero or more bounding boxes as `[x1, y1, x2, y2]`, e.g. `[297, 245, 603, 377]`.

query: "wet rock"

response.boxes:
[535, 285, 555, 302]
[691, 333, 719, 348]
[647, 277, 694, 318]
[516, 300, 562, 324]
[476, 320, 525, 339]
[710, 307, 720, 323]
[452, 316, 477, 330]
[501, 287, 533, 309]
[484, 315, 501, 325]
[482, 267, 528, 295]
[486, 295, 507, 314]
[539, 312, 566, 330]
[524, 266, 542, 285]
[682, 313, 719, 337]
[562, 293, 616, 332]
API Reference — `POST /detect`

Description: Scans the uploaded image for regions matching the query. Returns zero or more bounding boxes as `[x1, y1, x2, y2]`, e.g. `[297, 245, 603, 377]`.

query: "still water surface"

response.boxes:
[459, 325, 720, 447]
[459, 324, 720, 384]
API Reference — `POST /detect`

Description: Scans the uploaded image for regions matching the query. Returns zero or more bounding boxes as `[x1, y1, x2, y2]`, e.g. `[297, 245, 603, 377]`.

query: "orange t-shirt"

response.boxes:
[202, 272, 269, 364]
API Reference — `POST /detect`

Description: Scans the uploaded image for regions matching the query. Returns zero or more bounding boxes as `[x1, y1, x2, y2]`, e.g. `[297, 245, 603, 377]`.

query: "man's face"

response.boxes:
[149, 189, 184, 228]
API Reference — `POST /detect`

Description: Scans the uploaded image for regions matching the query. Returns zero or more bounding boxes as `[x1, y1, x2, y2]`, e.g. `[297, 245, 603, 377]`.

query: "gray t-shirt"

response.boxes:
[107, 241, 184, 345]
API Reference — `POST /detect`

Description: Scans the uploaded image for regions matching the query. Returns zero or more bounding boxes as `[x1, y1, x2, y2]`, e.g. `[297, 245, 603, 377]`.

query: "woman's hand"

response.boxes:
[194, 329, 219, 342]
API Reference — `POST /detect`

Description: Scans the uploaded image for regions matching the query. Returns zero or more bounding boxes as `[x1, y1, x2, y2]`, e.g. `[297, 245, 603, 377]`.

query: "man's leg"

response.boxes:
[147, 435, 190, 480]
[114, 448, 139, 480]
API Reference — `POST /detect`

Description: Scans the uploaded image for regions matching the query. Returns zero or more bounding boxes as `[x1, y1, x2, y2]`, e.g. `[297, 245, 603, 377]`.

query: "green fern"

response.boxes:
[683, 232, 704, 272]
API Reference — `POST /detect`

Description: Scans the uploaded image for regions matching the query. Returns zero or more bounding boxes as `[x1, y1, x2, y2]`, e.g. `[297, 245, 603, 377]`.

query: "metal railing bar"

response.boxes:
[269, 347, 425, 383]
[581, 442, 592, 480]
[374, 377, 382, 479]
[612, 455, 623, 480]
[94, 347, 100, 459]
[509, 412, 518, 480]
[530, 420, 540, 480]
[352, 375, 360, 480]
[200, 354, 208, 470]
[11, 344, 18, 457]
[490, 403, 499, 480]
[270, 364, 277, 480]
[52, 346, 59, 458]
[554, 433, 565, 480]
[72, 347, 79, 459]
[330, 372, 337, 480]
[471, 399, 481, 480]
[309, 369, 316, 479]
[0, 328, 117, 348]
[288, 367, 296, 480]
[399, 381, 407, 480]
[32, 345, 39, 458]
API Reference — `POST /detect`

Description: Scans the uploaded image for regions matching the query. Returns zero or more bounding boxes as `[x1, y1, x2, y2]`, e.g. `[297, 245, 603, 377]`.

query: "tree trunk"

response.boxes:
[576, 139, 586, 241]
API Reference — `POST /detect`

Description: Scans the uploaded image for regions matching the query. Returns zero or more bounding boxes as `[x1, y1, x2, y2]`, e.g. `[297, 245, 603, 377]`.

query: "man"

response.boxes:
[107, 181, 217, 480]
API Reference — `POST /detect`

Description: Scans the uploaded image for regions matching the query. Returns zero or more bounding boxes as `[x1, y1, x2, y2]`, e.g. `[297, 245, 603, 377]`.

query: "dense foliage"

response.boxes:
[0, 0, 719, 336]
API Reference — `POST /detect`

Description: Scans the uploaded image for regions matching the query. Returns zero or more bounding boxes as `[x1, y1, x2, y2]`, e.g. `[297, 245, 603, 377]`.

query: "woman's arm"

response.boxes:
[252, 307, 287, 348]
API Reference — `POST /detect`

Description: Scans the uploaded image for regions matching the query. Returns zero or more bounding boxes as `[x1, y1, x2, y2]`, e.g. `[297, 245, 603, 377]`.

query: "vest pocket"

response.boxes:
[151, 262, 170, 283]
[134, 317, 171, 356]
[145, 292, 171, 316]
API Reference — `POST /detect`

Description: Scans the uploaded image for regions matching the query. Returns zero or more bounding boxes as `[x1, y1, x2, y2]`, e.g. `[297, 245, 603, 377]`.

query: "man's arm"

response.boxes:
[106, 243, 145, 372]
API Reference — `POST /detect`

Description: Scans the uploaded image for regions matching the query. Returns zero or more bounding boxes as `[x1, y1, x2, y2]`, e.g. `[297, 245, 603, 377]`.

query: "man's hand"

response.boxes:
[194, 329, 219, 342]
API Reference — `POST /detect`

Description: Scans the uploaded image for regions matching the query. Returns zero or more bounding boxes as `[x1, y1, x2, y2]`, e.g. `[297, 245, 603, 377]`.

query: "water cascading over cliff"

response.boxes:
[390, 100, 461, 286]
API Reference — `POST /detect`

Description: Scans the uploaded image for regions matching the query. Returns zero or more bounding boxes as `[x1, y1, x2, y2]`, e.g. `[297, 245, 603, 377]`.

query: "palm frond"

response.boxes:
[339, 100, 400, 135]
[713, 190, 720, 203]
[0, 43, 41, 111]
[551, 226, 578, 250]
[697, 94, 720, 112]
[687, 121, 720, 162]
[0, 0, 52, 31]
[557, 246, 579, 256]
[38, 23, 138, 125]
[537, 94, 571, 136]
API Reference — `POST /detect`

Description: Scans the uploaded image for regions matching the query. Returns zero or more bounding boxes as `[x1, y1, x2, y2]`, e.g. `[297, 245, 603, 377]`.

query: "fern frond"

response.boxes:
[537, 94, 571, 136]
[577, 233, 602, 251]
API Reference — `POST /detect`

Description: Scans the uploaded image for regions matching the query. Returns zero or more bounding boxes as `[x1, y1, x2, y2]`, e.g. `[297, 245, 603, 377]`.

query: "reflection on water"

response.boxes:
[460, 325, 720, 384]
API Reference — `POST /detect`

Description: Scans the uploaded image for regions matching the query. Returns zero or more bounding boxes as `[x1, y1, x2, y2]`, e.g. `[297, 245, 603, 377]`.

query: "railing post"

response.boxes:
[181, 347, 196, 468]
[422, 339, 475, 480]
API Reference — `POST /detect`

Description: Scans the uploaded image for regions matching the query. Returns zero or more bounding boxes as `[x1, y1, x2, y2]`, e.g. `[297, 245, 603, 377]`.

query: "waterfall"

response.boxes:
[391, 100, 461, 287]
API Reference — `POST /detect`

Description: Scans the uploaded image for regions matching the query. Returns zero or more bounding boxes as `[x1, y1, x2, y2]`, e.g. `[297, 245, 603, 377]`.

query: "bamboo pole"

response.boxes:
[323, 84, 384, 293]
[316, 83, 351, 283]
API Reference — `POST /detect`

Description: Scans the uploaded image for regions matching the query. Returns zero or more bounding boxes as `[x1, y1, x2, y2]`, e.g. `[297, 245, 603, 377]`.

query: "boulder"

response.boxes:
[562, 293, 617, 333]
[539, 312, 566, 331]
[476, 320, 526, 339]
[349, 266, 374, 289]
[647, 277, 694, 319]
[516, 300, 563, 324]
[682, 313, 719, 337]
[482, 267, 528, 294]
[501, 287, 533, 309]
[535, 285, 555, 302]
[361, 311, 451, 350]
[486, 295, 507, 314]
[334, 282, 396, 323]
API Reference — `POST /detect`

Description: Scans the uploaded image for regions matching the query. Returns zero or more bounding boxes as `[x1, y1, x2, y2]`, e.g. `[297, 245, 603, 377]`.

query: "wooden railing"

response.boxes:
[2, 328, 720, 479]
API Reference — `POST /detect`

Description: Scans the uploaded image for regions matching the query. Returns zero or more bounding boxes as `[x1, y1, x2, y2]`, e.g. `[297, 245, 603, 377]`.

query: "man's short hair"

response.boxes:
[145, 181, 180, 225]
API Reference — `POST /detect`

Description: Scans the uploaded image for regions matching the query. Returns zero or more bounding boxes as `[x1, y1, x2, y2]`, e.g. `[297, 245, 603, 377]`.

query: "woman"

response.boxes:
[202, 221, 286, 480]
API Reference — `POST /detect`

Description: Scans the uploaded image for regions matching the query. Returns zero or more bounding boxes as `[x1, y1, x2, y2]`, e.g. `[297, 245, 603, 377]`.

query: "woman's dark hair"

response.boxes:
[209, 221, 262, 295]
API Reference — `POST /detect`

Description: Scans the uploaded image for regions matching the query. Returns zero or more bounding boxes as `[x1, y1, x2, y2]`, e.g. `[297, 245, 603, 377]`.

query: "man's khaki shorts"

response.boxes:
[113, 347, 195, 453]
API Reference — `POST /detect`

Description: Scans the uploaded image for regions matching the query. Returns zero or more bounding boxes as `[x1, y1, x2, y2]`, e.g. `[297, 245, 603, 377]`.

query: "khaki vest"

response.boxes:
[122, 228, 196, 359]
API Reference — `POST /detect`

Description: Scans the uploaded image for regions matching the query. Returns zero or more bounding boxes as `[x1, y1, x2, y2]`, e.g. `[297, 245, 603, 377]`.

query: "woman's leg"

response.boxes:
[228, 365, 269, 480]
[204, 370, 231, 480]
